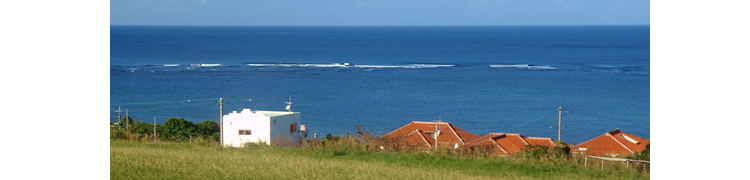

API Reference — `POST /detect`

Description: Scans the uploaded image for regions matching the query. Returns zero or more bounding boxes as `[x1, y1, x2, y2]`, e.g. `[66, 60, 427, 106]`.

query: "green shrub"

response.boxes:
[132, 121, 155, 135]
[196, 120, 220, 141]
[110, 129, 126, 139]
[627, 144, 649, 161]
[161, 117, 196, 141]
[523, 141, 571, 160]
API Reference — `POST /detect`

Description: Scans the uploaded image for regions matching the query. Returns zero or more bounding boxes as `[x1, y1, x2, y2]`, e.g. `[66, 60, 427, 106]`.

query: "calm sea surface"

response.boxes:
[110, 26, 649, 144]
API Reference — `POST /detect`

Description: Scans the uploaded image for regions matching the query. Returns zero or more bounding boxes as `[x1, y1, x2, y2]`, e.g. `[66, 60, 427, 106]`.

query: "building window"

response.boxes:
[239, 129, 251, 135]
[290, 123, 297, 133]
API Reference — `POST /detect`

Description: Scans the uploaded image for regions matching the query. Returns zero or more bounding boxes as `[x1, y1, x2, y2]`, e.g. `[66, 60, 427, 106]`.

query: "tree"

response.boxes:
[196, 120, 220, 140]
[132, 121, 154, 135]
[162, 117, 196, 141]
[113, 116, 135, 130]
[120, 116, 134, 126]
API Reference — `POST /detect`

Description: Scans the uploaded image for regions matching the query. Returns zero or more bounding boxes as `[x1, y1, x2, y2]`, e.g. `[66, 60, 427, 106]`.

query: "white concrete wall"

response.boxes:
[222, 109, 301, 147]
[222, 109, 271, 147]
[269, 113, 302, 146]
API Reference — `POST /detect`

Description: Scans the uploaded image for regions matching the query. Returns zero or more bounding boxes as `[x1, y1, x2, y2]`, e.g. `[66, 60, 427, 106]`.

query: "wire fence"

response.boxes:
[584, 155, 650, 172]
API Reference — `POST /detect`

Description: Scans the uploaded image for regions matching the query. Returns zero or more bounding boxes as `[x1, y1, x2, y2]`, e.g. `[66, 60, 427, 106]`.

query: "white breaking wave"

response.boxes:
[164, 64, 181, 67]
[246, 63, 453, 69]
[353, 64, 455, 69]
[489, 64, 556, 70]
[190, 64, 222, 67]
[247, 63, 351, 68]
[201, 64, 221, 67]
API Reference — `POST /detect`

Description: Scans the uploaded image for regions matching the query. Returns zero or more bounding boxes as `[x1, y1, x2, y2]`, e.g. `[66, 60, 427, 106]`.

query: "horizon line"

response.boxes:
[110, 24, 650, 27]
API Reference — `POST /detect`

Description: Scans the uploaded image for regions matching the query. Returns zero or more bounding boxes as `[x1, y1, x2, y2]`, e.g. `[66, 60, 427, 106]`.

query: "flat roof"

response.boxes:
[255, 110, 298, 117]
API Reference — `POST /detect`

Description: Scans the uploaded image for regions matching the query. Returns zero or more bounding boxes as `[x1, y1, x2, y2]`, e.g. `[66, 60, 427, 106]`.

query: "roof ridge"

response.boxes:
[383, 121, 416, 137]
[502, 137, 524, 151]
[466, 133, 502, 145]
[400, 129, 421, 142]
[413, 121, 451, 124]
[414, 129, 432, 149]
[515, 134, 530, 145]
[606, 133, 633, 154]
[573, 130, 613, 147]
[525, 137, 553, 140]
[491, 139, 509, 155]
[444, 123, 464, 144]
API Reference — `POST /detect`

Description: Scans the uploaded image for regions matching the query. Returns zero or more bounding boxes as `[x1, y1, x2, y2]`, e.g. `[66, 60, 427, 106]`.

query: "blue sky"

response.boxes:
[111, 0, 649, 26]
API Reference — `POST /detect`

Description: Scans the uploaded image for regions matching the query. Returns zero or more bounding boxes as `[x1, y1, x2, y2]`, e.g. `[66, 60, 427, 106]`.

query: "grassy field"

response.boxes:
[110, 140, 648, 179]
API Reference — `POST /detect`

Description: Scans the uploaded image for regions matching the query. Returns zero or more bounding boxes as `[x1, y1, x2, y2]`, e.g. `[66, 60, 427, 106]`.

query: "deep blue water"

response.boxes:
[110, 26, 649, 144]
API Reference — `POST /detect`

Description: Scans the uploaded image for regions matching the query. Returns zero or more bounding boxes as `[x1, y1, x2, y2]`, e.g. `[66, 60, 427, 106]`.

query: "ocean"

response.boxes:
[110, 26, 649, 144]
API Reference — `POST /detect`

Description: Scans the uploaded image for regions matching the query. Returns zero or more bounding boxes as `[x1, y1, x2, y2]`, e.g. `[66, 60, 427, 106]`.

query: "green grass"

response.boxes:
[110, 140, 648, 179]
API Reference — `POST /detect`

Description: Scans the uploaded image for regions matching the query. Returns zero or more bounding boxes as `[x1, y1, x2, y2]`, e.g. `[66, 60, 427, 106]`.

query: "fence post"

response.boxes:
[601, 159, 604, 169]
[627, 160, 629, 169]
[584, 156, 588, 168]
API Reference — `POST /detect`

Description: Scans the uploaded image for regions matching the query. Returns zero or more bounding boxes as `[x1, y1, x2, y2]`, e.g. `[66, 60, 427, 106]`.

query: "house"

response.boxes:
[381, 121, 481, 149]
[464, 133, 557, 156]
[571, 129, 649, 157]
[222, 109, 306, 147]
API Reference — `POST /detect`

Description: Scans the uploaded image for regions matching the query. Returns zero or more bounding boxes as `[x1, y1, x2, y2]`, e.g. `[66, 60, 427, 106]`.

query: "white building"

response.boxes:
[222, 109, 306, 147]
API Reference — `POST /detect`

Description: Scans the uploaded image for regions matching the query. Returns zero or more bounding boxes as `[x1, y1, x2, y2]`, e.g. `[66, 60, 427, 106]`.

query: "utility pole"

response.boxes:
[435, 121, 439, 150]
[434, 116, 441, 150]
[219, 98, 226, 147]
[558, 106, 563, 142]
[115, 106, 122, 130]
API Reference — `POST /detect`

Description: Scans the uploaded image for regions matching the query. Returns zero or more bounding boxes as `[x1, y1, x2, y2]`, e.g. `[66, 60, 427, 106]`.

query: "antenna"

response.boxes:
[285, 96, 293, 112]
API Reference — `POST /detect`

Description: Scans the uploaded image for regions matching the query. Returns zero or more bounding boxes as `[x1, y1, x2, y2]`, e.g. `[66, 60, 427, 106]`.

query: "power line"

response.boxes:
[123, 102, 217, 112]
[565, 109, 634, 123]
[110, 99, 216, 106]
[494, 111, 557, 133]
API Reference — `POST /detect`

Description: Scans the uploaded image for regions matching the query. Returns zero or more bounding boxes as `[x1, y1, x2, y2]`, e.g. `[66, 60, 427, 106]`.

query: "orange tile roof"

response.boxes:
[381, 121, 556, 155]
[381, 121, 481, 149]
[406, 130, 433, 149]
[572, 129, 650, 156]
[465, 133, 556, 156]
[523, 137, 556, 147]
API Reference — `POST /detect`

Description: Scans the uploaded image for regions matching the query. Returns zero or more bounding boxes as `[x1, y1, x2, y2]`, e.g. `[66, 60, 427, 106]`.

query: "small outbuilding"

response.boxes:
[222, 109, 305, 147]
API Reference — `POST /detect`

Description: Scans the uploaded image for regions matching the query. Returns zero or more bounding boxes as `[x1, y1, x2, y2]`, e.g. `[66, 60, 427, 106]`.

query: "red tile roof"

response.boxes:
[465, 133, 557, 156]
[381, 121, 481, 149]
[380, 121, 557, 156]
[572, 129, 649, 156]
